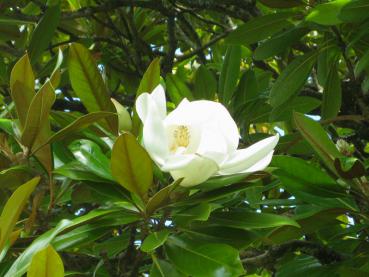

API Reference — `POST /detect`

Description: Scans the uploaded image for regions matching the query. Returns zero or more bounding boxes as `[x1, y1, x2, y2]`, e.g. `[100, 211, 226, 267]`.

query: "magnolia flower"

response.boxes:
[136, 85, 279, 187]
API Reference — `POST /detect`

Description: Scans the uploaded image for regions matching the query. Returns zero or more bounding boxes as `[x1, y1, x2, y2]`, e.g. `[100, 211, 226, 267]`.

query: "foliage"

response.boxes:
[0, 0, 368, 276]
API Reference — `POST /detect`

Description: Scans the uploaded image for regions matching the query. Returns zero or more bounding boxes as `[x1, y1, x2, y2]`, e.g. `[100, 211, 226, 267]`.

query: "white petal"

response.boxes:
[161, 154, 196, 171]
[142, 100, 169, 166]
[170, 154, 219, 187]
[136, 92, 150, 122]
[219, 151, 274, 175]
[219, 135, 279, 175]
[164, 100, 239, 154]
[151, 85, 167, 119]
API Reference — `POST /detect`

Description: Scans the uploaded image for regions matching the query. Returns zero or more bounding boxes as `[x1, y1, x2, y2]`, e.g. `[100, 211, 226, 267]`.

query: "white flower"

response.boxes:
[136, 85, 279, 187]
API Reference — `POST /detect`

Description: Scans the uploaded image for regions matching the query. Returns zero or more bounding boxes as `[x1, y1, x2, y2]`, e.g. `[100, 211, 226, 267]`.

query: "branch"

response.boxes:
[162, 15, 178, 75]
[175, 29, 231, 63]
[241, 240, 343, 269]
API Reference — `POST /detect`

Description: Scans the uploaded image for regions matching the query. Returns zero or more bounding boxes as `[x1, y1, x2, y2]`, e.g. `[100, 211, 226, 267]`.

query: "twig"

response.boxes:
[241, 240, 343, 268]
[162, 15, 178, 75]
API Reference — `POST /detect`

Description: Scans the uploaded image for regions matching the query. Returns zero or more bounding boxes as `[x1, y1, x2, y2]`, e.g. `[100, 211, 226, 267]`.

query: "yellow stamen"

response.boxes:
[171, 125, 190, 152]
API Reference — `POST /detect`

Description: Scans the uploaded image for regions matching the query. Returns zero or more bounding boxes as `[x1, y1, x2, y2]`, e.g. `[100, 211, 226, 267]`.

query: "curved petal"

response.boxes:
[170, 154, 219, 187]
[151, 85, 167, 119]
[219, 135, 279, 175]
[161, 154, 197, 171]
[164, 100, 239, 154]
[136, 93, 150, 122]
[142, 100, 169, 166]
[219, 151, 274, 175]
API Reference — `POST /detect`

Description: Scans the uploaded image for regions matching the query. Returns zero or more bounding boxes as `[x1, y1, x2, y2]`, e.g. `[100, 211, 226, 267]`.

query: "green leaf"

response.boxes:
[270, 96, 321, 122]
[165, 237, 244, 277]
[339, 0, 369, 22]
[54, 161, 108, 183]
[10, 54, 35, 127]
[33, 111, 116, 153]
[28, 3, 60, 63]
[69, 140, 113, 182]
[354, 49, 369, 78]
[334, 157, 366, 179]
[141, 230, 170, 252]
[0, 24, 20, 41]
[293, 112, 343, 173]
[20, 81, 55, 150]
[227, 12, 295, 45]
[0, 177, 40, 252]
[132, 58, 161, 135]
[322, 62, 341, 119]
[146, 178, 183, 216]
[111, 133, 153, 198]
[27, 245, 64, 277]
[218, 45, 241, 104]
[150, 258, 185, 277]
[254, 27, 309, 60]
[193, 65, 216, 100]
[0, 166, 34, 190]
[233, 69, 258, 111]
[5, 209, 119, 277]
[68, 43, 117, 134]
[306, 0, 349, 25]
[270, 51, 318, 107]
[166, 74, 194, 105]
[111, 99, 132, 132]
[271, 155, 345, 197]
[210, 209, 300, 229]
[174, 203, 211, 226]
[259, 0, 303, 8]
[317, 46, 340, 86]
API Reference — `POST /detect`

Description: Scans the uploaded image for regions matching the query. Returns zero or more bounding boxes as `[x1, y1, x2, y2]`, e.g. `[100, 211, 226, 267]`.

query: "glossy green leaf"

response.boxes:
[334, 157, 366, 179]
[254, 27, 309, 60]
[141, 230, 170, 252]
[34, 111, 116, 153]
[339, 0, 369, 22]
[0, 177, 40, 252]
[27, 245, 64, 277]
[20, 81, 55, 150]
[219, 45, 241, 104]
[227, 12, 295, 45]
[270, 51, 318, 107]
[28, 3, 60, 63]
[166, 74, 193, 105]
[111, 99, 132, 132]
[69, 140, 113, 182]
[293, 112, 343, 172]
[259, 0, 303, 8]
[354, 49, 369, 78]
[193, 65, 216, 100]
[322, 62, 341, 119]
[132, 58, 161, 135]
[10, 54, 35, 127]
[68, 43, 117, 133]
[0, 166, 34, 190]
[270, 96, 321, 121]
[111, 133, 153, 198]
[233, 69, 258, 112]
[146, 178, 183, 216]
[174, 203, 211, 226]
[5, 209, 121, 277]
[210, 209, 300, 229]
[150, 258, 185, 277]
[54, 161, 108, 183]
[306, 0, 349, 25]
[271, 155, 345, 197]
[165, 237, 244, 277]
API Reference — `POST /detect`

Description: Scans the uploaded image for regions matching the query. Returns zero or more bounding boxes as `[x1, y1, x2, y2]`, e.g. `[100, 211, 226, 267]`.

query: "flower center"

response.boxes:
[171, 125, 190, 152]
